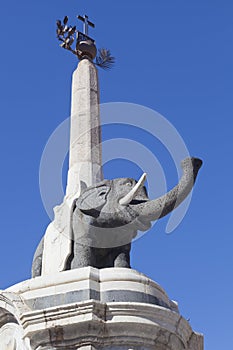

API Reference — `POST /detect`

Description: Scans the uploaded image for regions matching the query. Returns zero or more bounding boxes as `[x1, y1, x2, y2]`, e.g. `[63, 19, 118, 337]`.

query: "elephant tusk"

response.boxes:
[119, 173, 147, 206]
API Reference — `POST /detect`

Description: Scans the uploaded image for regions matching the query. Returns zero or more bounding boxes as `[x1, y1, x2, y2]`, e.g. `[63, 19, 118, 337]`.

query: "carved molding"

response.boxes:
[20, 300, 202, 350]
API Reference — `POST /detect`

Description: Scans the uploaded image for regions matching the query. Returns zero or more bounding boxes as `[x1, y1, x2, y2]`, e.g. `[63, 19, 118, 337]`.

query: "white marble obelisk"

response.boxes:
[42, 57, 102, 275]
[66, 58, 103, 197]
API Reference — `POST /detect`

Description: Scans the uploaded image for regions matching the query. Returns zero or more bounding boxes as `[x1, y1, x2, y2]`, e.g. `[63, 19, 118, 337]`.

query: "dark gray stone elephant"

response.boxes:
[32, 157, 202, 277]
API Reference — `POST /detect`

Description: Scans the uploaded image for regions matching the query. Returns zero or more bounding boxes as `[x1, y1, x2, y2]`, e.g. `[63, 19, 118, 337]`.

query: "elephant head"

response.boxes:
[72, 157, 202, 251]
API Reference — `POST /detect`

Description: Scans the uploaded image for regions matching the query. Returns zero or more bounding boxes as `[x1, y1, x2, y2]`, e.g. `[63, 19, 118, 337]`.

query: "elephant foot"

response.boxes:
[114, 251, 130, 268]
[71, 244, 94, 269]
[31, 256, 42, 278]
[31, 237, 44, 278]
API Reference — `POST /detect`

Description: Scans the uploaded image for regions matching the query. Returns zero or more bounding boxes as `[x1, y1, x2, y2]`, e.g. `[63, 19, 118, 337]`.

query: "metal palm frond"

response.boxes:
[95, 48, 115, 70]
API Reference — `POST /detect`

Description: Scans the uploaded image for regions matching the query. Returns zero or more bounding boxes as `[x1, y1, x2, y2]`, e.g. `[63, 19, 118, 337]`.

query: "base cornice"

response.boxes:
[0, 268, 203, 350]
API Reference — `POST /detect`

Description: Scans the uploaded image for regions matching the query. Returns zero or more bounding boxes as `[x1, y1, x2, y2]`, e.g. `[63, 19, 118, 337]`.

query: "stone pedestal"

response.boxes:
[0, 268, 203, 349]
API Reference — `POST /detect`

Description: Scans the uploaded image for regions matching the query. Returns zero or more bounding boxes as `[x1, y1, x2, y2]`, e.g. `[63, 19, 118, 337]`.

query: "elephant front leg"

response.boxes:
[114, 244, 131, 268]
[71, 242, 95, 269]
[31, 237, 44, 278]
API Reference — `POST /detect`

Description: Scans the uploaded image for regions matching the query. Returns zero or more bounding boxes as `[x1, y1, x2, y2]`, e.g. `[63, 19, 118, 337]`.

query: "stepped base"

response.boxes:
[0, 268, 203, 349]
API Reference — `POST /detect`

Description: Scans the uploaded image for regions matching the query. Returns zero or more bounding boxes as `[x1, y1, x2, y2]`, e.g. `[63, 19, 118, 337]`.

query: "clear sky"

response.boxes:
[0, 1, 232, 349]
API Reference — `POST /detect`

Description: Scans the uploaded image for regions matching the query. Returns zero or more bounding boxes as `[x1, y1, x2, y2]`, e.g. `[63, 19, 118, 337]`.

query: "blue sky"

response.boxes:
[0, 1, 232, 349]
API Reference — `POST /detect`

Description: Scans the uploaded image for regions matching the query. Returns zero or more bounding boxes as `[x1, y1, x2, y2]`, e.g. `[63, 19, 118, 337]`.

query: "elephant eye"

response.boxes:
[126, 182, 132, 186]
[99, 191, 107, 197]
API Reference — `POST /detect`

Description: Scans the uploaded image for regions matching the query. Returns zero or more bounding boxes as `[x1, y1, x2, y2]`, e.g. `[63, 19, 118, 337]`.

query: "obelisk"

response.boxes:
[66, 57, 103, 197]
[42, 16, 102, 275]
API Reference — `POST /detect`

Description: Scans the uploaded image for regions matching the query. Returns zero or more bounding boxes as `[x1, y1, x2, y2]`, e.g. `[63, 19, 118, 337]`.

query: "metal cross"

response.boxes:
[77, 14, 95, 36]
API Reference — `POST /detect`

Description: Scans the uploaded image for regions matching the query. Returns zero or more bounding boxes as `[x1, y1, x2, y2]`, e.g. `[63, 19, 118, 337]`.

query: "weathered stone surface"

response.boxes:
[0, 293, 31, 349]
[20, 300, 201, 350]
[7, 268, 179, 313]
[67, 58, 103, 195]
[33, 59, 103, 277]
[1, 268, 203, 349]
[188, 332, 204, 350]
[0, 323, 29, 349]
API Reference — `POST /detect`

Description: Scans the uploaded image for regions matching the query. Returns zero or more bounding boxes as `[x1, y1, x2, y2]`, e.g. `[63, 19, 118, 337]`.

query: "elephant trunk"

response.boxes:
[131, 157, 202, 222]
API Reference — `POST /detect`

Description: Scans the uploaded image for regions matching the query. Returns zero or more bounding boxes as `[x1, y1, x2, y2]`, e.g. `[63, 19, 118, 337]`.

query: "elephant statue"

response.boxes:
[32, 157, 202, 277]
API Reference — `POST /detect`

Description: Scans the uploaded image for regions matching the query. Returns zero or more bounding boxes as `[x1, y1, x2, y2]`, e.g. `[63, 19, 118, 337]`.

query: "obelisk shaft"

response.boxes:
[42, 59, 103, 275]
[66, 58, 103, 197]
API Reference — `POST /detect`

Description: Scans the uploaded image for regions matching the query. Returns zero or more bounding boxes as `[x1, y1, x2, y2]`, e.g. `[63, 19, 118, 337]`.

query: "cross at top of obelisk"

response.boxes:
[77, 14, 95, 36]
[56, 15, 115, 67]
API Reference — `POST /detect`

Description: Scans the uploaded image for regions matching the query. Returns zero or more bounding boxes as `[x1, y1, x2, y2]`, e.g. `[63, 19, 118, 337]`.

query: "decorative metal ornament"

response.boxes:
[56, 15, 115, 70]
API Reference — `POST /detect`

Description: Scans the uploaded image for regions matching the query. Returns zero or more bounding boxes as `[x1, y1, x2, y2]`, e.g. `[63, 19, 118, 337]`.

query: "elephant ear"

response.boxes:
[80, 180, 88, 194]
[75, 184, 110, 217]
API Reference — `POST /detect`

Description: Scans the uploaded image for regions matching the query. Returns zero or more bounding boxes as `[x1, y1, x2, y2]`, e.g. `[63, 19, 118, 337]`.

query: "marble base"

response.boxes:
[0, 268, 203, 350]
